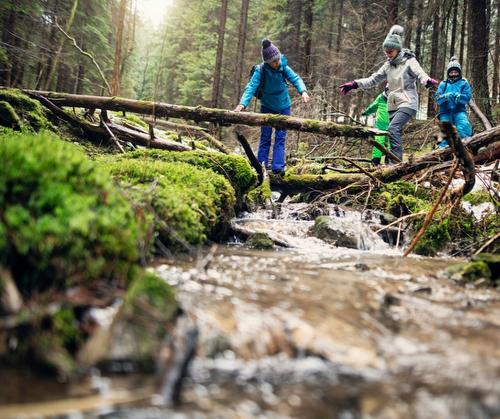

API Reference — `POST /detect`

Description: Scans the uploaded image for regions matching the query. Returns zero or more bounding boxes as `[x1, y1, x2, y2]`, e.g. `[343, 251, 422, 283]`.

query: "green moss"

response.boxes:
[53, 307, 83, 349]
[0, 101, 22, 130]
[463, 190, 492, 206]
[0, 131, 142, 294]
[126, 272, 177, 318]
[245, 178, 272, 210]
[372, 181, 433, 217]
[0, 89, 50, 131]
[123, 113, 148, 129]
[123, 148, 257, 200]
[100, 155, 236, 250]
[246, 232, 274, 249]
[303, 119, 321, 130]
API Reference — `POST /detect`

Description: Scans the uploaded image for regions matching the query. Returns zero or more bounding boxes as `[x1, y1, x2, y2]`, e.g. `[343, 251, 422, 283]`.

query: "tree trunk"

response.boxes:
[414, 0, 424, 61]
[405, 0, 416, 48]
[211, 0, 229, 108]
[427, 3, 440, 117]
[303, 0, 314, 80]
[450, 0, 459, 56]
[111, 0, 127, 95]
[335, 0, 344, 54]
[234, 0, 250, 102]
[459, 0, 467, 66]
[387, 0, 399, 28]
[20, 89, 389, 139]
[492, 0, 500, 104]
[467, 0, 492, 119]
[42, 0, 78, 91]
[0, 0, 17, 86]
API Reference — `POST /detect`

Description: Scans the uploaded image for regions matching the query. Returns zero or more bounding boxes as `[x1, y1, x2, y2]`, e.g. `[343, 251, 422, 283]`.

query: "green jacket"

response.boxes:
[362, 93, 389, 130]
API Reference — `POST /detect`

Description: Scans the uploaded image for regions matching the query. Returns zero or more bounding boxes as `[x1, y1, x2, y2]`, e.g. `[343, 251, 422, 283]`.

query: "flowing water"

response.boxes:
[1, 204, 499, 418]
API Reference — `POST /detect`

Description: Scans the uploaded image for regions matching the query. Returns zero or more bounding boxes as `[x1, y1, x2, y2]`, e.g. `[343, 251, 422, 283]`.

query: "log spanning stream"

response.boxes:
[1, 203, 499, 418]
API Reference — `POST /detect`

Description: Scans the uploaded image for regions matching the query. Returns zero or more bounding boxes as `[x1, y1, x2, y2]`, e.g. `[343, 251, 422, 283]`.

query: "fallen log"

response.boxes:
[26, 92, 191, 152]
[20, 89, 388, 139]
[270, 125, 500, 194]
[143, 117, 229, 154]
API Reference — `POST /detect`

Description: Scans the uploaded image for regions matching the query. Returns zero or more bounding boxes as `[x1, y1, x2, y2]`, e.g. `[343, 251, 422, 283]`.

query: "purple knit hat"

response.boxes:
[261, 39, 281, 63]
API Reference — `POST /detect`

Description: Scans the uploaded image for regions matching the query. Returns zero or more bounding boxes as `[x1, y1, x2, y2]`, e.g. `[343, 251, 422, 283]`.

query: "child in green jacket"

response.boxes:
[362, 89, 389, 165]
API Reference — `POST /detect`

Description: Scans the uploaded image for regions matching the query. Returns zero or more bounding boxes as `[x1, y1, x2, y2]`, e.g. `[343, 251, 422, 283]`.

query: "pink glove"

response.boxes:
[339, 81, 358, 96]
[425, 78, 439, 88]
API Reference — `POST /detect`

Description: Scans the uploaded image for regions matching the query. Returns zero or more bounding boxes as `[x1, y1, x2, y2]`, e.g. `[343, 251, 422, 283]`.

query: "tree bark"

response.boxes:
[405, 0, 416, 47]
[459, 0, 467, 66]
[234, 0, 250, 102]
[427, 3, 440, 117]
[111, 0, 127, 95]
[303, 0, 314, 79]
[450, 0, 459, 56]
[211, 0, 229, 108]
[387, 0, 399, 29]
[20, 89, 389, 139]
[492, 0, 500, 104]
[414, 0, 424, 61]
[467, 0, 492, 119]
[43, 0, 78, 91]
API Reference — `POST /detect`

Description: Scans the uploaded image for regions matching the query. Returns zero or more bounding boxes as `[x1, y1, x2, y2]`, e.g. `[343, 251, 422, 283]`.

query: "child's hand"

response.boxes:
[233, 104, 245, 112]
[301, 92, 310, 103]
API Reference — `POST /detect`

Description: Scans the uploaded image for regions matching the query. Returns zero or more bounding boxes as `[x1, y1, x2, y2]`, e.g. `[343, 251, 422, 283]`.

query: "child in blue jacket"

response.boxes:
[234, 39, 309, 175]
[435, 56, 472, 147]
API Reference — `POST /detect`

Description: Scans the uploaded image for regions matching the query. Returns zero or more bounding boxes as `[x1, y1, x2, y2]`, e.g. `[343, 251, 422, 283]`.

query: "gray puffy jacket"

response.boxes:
[355, 50, 431, 113]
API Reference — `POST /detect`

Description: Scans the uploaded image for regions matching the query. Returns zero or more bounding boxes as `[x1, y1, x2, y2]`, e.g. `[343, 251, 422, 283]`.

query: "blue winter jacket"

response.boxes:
[434, 77, 472, 115]
[239, 55, 307, 112]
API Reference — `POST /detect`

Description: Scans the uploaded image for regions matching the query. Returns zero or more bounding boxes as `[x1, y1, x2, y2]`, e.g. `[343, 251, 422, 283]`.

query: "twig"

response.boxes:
[54, 20, 111, 95]
[100, 113, 125, 153]
[375, 211, 427, 233]
[403, 161, 459, 257]
[341, 157, 382, 185]
[473, 233, 500, 255]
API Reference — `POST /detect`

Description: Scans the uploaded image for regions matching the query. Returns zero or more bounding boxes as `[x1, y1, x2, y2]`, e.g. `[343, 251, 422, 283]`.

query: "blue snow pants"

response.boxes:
[438, 111, 472, 148]
[258, 105, 291, 171]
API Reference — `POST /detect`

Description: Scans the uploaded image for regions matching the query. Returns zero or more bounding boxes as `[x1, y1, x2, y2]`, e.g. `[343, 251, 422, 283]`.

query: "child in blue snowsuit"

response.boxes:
[234, 39, 309, 175]
[435, 56, 472, 147]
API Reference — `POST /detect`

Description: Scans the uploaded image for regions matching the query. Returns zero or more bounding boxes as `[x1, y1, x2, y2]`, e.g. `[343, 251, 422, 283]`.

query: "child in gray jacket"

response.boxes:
[340, 25, 438, 163]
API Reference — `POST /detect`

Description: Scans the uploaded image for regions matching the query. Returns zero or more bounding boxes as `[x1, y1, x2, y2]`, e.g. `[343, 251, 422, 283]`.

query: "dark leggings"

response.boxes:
[388, 109, 413, 161]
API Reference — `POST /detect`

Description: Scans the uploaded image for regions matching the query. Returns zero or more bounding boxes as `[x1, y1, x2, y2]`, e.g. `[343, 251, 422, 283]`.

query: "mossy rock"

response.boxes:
[0, 131, 143, 294]
[100, 155, 236, 250]
[471, 253, 500, 281]
[246, 232, 274, 249]
[101, 273, 177, 369]
[310, 216, 358, 249]
[446, 260, 492, 285]
[0, 89, 50, 131]
[245, 178, 272, 210]
[0, 101, 22, 130]
[122, 148, 257, 203]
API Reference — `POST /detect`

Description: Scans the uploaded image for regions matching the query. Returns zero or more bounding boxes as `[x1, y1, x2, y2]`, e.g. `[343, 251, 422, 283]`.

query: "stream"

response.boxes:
[1, 203, 499, 418]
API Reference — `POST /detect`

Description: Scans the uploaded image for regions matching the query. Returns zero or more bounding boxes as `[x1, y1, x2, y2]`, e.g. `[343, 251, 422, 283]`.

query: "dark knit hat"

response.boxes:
[383, 25, 404, 50]
[447, 56, 462, 76]
[261, 39, 281, 63]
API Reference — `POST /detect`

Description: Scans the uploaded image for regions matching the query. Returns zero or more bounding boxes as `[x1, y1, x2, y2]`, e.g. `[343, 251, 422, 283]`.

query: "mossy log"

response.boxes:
[28, 92, 190, 152]
[143, 117, 230, 154]
[271, 125, 500, 194]
[20, 89, 387, 138]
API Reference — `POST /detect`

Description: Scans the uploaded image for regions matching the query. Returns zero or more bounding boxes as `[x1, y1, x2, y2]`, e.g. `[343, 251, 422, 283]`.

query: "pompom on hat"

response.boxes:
[261, 39, 281, 63]
[383, 25, 404, 50]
